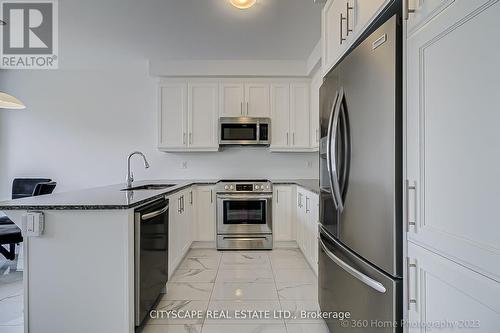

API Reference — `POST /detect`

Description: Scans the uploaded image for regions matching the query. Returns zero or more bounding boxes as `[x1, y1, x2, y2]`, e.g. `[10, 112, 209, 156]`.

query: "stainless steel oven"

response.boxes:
[216, 180, 273, 250]
[219, 117, 270, 146]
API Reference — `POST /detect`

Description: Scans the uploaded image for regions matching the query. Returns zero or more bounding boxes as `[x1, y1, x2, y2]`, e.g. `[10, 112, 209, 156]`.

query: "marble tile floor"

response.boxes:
[139, 248, 329, 333]
[0, 251, 24, 333]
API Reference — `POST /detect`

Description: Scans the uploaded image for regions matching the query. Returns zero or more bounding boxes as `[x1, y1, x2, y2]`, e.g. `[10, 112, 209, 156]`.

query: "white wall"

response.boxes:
[0, 0, 320, 200]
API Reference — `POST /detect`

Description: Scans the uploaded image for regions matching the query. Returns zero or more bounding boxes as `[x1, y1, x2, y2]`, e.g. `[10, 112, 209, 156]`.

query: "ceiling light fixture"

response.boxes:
[230, 0, 257, 9]
[0, 92, 26, 109]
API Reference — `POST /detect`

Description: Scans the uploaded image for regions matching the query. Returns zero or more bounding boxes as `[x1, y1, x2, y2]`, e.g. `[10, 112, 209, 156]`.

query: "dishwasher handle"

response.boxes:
[141, 204, 169, 221]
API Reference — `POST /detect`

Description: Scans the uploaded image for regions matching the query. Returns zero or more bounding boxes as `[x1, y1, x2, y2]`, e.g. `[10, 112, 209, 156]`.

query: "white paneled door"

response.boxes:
[245, 83, 270, 117]
[406, 0, 500, 282]
[159, 83, 187, 148]
[220, 82, 245, 117]
[290, 83, 311, 149]
[188, 82, 219, 149]
[270, 83, 290, 149]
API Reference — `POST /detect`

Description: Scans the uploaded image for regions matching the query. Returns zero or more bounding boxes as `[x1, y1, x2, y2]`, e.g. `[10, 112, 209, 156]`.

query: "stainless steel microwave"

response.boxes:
[219, 117, 271, 146]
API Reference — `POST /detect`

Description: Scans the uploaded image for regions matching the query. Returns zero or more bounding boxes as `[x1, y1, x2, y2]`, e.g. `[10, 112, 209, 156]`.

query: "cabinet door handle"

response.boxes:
[293, 132, 295, 145]
[190, 191, 193, 205]
[346, 1, 353, 35]
[306, 196, 310, 213]
[276, 190, 279, 204]
[183, 133, 186, 145]
[286, 132, 289, 145]
[189, 133, 192, 145]
[210, 189, 213, 203]
[407, 257, 418, 310]
[340, 13, 347, 44]
[240, 102, 243, 115]
[178, 197, 181, 214]
[316, 129, 319, 143]
[403, 0, 416, 20]
[246, 102, 249, 115]
[406, 180, 417, 232]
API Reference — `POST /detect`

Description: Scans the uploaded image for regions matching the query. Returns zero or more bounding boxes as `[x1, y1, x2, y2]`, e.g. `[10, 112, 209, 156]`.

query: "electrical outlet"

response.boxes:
[182, 161, 188, 169]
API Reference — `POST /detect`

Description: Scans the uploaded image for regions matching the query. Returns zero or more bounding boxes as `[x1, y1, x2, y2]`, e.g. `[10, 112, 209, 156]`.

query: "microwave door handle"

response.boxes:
[319, 238, 386, 293]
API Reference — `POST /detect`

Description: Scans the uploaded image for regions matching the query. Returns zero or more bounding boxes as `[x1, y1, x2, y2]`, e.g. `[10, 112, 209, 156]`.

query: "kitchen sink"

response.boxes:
[121, 184, 176, 191]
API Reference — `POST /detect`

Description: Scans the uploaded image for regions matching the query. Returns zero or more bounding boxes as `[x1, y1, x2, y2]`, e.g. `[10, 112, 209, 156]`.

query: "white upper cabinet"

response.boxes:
[188, 82, 219, 148]
[245, 83, 270, 117]
[220, 82, 270, 117]
[220, 82, 245, 117]
[406, 0, 500, 283]
[159, 80, 219, 152]
[270, 82, 312, 151]
[290, 83, 310, 149]
[322, 0, 390, 74]
[159, 83, 187, 149]
[270, 83, 291, 149]
[310, 70, 322, 149]
[323, 0, 349, 74]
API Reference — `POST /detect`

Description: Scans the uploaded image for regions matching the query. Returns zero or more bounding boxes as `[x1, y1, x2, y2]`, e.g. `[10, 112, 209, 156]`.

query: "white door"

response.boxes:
[407, 242, 500, 332]
[244, 83, 270, 117]
[290, 83, 310, 148]
[406, 0, 500, 282]
[188, 82, 219, 148]
[270, 83, 291, 149]
[273, 185, 293, 241]
[322, 0, 349, 73]
[159, 83, 187, 148]
[310, 72, 322, 149]
[194, 185, 216, 242]
[220, 82, 244, 117]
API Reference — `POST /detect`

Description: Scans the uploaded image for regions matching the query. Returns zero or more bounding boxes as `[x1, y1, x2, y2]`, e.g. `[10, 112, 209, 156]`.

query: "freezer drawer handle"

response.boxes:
[319, 238, 387, 293]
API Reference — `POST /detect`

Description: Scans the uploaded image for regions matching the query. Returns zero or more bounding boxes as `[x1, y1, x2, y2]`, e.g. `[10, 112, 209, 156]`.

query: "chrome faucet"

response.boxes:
[126, 151, 150, 188]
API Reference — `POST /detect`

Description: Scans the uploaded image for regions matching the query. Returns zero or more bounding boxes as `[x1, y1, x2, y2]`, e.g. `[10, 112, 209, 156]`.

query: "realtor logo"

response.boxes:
[1, 0, 58, 69]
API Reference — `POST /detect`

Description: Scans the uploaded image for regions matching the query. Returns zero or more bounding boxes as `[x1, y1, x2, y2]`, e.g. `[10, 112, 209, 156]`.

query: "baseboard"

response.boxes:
[191, 241, 216, 249]
[273, 241, 299, 248]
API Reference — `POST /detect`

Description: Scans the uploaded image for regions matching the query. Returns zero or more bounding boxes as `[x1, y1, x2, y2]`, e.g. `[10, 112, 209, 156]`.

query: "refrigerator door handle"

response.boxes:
[330, 88, 345, 211]
[339, 96, 351, 203]
[326, 91, 340, 208]
[319, 238, 387, 293]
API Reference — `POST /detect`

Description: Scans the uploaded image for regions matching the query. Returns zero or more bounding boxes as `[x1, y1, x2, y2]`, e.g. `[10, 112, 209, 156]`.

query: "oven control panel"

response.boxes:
[217, 181, 272, 193]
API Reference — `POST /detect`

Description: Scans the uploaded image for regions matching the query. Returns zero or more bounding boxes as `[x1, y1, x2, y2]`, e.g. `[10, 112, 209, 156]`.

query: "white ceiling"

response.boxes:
[61, 0, 323, 62]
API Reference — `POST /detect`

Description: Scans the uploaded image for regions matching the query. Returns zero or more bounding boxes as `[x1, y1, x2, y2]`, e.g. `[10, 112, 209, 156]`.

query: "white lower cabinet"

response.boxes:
[273, 185, 293, 242]
[193, 185, 216, 242]
[168, 187, 193, 277]
[407, 242, 500, 331]
[295, 186, 319, 275]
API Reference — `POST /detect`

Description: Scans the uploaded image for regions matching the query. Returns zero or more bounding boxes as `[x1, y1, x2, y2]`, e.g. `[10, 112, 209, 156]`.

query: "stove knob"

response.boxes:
[224, 185, 229, 190]
[255, 185, 259, 190]
[229, 185, 234, 190]
[266, 185, 270, 189]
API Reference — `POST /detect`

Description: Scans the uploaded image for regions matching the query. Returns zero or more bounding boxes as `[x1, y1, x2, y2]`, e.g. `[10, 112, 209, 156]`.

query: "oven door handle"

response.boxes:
[217, 194, 273, 200]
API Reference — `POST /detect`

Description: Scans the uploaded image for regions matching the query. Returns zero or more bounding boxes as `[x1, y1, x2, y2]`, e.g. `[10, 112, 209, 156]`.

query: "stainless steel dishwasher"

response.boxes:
[134, 197, 169, 326]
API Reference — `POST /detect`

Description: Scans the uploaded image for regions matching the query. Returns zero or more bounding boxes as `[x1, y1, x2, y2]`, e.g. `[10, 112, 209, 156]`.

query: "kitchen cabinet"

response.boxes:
[407, 242, 500, 332]
[193, 185, 216, 242]
[270, 82, 311, 151]
[168, 187, 193, 277]
[406, 0, 500, 283]
[159, 81, 219, 152]
[220, 81, 270, 117]
[295, 187, 319, 274]
[272, 185, 293, 242]
[158, 83, 187, 149]
[322, 0, 389, 74]
[310, 70, 322, 149]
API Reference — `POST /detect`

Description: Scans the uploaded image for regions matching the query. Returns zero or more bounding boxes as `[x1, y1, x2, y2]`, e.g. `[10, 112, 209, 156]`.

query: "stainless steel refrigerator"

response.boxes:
[318, 4, 403, 332]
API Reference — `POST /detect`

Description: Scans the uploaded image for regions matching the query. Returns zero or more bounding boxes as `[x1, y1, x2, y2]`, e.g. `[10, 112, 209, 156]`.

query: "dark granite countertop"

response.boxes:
[0, 179, 319, 211]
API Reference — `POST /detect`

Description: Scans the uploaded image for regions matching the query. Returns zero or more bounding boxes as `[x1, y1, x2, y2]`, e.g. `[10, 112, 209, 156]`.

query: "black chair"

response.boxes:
[0, 178, 56, 260]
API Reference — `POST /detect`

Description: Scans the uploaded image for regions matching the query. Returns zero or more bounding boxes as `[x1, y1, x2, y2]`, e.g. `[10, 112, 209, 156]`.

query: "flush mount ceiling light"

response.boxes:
[0, 92, 26, 109]
[230, 0, 257, 9]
